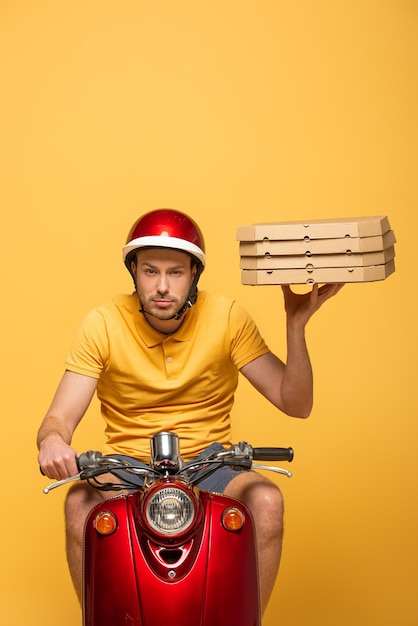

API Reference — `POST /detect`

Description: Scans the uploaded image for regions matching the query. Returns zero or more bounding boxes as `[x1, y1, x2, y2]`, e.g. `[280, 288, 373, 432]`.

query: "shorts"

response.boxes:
[113, 442, 239, 494]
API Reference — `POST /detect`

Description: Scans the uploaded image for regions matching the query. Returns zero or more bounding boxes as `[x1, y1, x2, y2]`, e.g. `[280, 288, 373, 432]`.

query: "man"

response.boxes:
[37, 208, 343, 612]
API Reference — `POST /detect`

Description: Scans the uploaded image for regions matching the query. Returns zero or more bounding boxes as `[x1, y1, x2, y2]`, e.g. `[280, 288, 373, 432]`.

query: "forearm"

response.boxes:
[37, 370, 97, 451]
[37, 372, 96, 478]
[279, 282, 343, 415]
[37, 414, 73, 449]
[280, 324, 313, 417]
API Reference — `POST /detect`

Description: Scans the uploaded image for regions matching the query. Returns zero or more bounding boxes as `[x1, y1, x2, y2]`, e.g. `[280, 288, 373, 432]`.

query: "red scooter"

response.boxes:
[43, 432, 293, 626]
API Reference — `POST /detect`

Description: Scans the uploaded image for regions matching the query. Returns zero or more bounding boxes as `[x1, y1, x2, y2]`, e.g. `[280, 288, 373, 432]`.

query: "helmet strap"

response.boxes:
[138, 298, 192, 322]
[172, 298, 193, 320]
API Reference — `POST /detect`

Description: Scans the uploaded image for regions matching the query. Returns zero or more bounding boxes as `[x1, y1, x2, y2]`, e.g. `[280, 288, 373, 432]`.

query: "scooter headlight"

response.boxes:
[145, 486, 195, 536]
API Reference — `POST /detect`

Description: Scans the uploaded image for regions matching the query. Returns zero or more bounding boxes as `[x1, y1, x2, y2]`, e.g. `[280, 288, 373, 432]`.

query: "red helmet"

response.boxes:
[123, 209, 206, 270]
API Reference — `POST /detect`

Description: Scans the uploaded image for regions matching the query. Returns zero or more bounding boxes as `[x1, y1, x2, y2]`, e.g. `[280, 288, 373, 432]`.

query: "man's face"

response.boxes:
[131, 248, 197, 321]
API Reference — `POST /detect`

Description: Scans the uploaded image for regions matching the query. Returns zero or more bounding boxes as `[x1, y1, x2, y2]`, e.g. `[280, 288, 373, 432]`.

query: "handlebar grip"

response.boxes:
[252, 447, 294, 462]
[77, 450, 103, 470]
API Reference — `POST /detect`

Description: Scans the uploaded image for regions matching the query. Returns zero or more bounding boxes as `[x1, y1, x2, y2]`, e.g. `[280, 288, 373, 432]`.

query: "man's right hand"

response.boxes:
[38, 434, 79, 480]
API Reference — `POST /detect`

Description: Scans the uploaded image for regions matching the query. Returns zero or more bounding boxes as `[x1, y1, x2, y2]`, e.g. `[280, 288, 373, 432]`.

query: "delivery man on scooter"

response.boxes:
[37, 208, 343, 613]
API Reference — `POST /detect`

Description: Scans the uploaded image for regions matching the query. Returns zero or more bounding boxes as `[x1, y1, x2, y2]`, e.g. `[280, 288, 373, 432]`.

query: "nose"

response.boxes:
[156, 273, 169, 294]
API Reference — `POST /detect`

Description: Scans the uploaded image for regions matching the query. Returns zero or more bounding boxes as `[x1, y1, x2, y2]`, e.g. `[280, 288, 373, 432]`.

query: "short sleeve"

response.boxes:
[228, 301, 270, 370]
[65, 308, 110, 378]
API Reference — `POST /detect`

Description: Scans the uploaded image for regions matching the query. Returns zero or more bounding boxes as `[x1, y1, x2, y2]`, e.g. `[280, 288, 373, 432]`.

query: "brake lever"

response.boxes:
[251, 462, 292, 477]
[43, 472, 82, 494]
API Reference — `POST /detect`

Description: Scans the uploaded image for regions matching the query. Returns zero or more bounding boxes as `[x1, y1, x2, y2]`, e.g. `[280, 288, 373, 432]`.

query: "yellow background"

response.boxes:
[1, 1, 417, 624]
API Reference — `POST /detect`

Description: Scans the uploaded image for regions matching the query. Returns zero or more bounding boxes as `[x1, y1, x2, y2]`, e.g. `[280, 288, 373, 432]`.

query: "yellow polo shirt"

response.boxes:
[65, 291, 270, 460]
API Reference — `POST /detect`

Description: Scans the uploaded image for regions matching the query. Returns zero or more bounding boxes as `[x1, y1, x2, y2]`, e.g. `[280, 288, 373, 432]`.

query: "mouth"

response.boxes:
[152, 298, 175, 308]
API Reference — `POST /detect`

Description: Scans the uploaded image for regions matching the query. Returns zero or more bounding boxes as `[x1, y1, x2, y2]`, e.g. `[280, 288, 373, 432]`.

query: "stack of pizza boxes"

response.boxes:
[237, 216, 396, 285]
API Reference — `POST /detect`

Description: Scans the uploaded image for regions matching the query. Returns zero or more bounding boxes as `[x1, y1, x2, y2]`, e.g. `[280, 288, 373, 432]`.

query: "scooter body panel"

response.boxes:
[83, 486, 261, 626]
[83, 495, 142, 625]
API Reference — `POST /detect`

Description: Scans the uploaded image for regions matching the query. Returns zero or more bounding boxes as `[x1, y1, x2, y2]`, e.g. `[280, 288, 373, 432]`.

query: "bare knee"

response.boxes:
[65, 483, 102, 536]
[225, 473, 284, 536]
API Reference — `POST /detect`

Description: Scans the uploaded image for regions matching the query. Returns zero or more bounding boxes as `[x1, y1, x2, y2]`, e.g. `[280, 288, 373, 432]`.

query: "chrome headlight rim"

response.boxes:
[143, 483, 197, 538]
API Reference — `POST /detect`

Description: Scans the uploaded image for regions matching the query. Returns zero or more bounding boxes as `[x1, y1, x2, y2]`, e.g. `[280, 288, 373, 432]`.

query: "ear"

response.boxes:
[130, 259, 137, 275]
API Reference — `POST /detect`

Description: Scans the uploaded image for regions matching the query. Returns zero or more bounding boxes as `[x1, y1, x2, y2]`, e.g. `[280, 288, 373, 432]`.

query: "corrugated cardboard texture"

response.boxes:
[236, 215, 391, 241]
[239, 229, 396, 256]
[240, 246, 395, 270]
[241, 259, 395, 285]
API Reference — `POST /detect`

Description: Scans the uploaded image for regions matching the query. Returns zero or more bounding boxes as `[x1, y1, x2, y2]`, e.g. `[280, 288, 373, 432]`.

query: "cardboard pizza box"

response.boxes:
[236, 215, 391, 242]
[240, 245, 395, 270]
[239, 229, 396, 256]
[241, 259, 395, 285]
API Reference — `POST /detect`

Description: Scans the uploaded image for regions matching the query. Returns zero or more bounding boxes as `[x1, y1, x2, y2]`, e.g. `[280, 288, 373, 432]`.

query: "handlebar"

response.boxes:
[77, 450, 103, 470]
[252, 447, 294, 462]
[42, 440, 294, 494]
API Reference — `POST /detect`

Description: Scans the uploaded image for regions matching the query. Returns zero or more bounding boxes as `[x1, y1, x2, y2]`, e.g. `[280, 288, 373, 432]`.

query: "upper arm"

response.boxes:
[240, 352, 286, 409]
[45, 369, 98, 433]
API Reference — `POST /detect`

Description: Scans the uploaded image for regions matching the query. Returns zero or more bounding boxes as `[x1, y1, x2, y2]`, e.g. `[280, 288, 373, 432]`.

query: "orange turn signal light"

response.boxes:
[222, 507, 245, 532]
[94, 511, 118, 536]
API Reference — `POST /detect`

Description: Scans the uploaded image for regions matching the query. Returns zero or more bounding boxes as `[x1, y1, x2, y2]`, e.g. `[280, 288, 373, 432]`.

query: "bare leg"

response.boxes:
[224, 472, 284, 614]
[64, 482, 116, 603]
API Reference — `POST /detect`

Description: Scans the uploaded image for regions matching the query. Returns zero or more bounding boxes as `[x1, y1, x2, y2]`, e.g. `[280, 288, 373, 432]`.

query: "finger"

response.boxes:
[329, 282, 345, 295]
[308, 283, 319, 304]
[317, 283, 344, 302]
